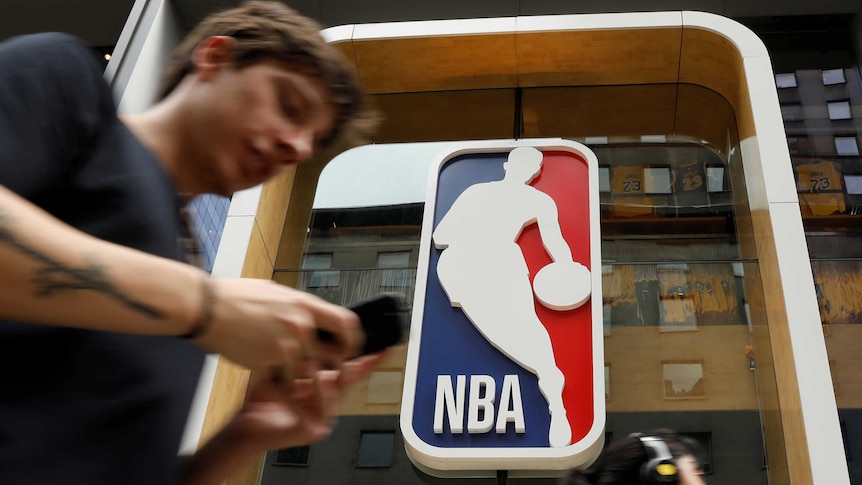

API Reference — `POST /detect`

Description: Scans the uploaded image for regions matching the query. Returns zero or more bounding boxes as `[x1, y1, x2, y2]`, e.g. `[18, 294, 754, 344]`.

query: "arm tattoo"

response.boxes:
[0, 209, 165, 319]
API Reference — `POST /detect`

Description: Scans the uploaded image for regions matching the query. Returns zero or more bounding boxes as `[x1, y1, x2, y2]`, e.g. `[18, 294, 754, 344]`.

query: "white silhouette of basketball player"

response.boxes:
[433, 146, 591, 448]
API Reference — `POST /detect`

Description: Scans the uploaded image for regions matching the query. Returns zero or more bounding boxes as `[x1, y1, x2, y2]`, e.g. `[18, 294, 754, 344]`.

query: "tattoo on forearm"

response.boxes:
[0, 209, 164, 319]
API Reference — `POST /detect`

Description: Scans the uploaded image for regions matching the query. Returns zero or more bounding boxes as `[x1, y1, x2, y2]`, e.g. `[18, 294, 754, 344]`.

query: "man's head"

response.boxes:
[160, 1, 369, 151]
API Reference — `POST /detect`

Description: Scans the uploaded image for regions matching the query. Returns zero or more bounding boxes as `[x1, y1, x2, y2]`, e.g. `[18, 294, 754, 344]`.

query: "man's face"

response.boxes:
[189, 57, 336, 195]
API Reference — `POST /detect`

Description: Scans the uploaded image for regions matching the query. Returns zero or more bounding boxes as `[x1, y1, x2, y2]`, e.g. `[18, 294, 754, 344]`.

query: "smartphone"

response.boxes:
[317, 293, 405, 356]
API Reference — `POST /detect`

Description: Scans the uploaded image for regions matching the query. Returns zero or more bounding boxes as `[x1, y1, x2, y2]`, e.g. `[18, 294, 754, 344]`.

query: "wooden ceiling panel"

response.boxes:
[679, 27, 751, 138]
[369, 89, 516, 143]
[675, 83, 737, 154]
[522, 85, 678, 139]
[516, 28, 683, 87]
[352, 34, 518, 94]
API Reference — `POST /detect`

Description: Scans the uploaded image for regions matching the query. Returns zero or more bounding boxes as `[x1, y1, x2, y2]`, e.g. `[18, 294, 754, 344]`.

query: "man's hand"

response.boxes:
[182, 352, 388, 485]
[231, 352, 387, 450]
[193, 279, 365, 378]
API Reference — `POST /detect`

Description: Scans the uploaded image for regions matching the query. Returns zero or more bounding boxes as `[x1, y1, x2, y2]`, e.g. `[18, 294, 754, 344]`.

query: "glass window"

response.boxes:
[781, 103, 804, 121]
[844, 175, 862, 195]
[835, 136, 860, 156]
[272, 446, 310, 466]
[377, 251, 410, 268]
[599, 166, 611, 192]
[585, 136, 609, 145]
[684, 432, 714, 474]
[644, 167, 671, 194]
[640, 135, 667, 143]
[302, 253, 333, 269]
[822, 68, 846, 85]
[707, 166, 727, 192]
[828, 101, 852, 120]
[302, 253, 340, 287]
[356, 431, 395, 467]
[775, 72, 797, 88]
[787, 136, 812, 156]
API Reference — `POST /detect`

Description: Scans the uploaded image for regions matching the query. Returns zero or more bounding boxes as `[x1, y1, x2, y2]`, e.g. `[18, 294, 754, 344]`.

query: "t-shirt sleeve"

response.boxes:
[0, 32, 115, 199]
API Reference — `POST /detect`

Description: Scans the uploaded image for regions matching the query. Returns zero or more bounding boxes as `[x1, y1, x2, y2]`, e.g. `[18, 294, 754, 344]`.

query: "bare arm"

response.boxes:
[0, 184, 203, 334]
[0, 185, 363, 373]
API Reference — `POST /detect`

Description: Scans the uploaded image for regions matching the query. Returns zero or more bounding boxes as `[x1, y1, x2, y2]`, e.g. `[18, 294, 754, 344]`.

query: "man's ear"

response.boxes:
[191, 36, 236, 80]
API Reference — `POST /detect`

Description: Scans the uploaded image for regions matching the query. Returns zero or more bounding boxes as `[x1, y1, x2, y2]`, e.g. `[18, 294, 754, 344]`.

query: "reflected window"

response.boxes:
[586, 136, 609, 145]
[828, 101, 852, 120]
[835, 136, 860, 156]
[683, 432, 714, 474]
[377, 251, 410, 268]
[822, 68, 846, 85]
[706, 166, 727, 193]
[302, 253, 340, 287]
[775, 72, 797, 88]
[844, 175, 862, 195]
[604, 364, 611, 401]
[781, 103, 804, 121]
[641, 135, 667, 143]
[273, 446, 310, 466]
[644, 167, 671, 194]
[599, 166, 611, 193]
[378, 251, 413, 287]
[356, 431, 395, 468]
[787, 136, 812, 156]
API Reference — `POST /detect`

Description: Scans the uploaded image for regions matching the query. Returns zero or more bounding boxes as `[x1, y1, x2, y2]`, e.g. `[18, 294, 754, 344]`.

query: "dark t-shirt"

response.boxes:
[0, 33, 206, 484]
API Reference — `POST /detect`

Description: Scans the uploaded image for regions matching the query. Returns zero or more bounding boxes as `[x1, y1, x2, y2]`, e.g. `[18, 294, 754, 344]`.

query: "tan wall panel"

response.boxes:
[339, 344, 409, 416]
[727, 137, 759, 260]
[517, 29, 682, 87]
[679, 27, 756, 140]
[371, 90, 516, 143]
[751, 209, 814, 484]
[353, 34, 518, 94]
[331, 39, 358, 73]
[255, 168, 298, 268]
[199, 359, 252, 446]
[745, 261, 791, 484]
[825, 324, 862, 408]
[605, 326, 758, 412]
[522, 85, 677, 139]
[678, 28, 740, 112]
[241, 222, 274, 279]
[276, 160, 327, 270]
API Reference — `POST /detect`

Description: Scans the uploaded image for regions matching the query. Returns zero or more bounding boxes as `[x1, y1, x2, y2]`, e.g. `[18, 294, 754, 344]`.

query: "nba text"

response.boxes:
[433, 375, 526, 434]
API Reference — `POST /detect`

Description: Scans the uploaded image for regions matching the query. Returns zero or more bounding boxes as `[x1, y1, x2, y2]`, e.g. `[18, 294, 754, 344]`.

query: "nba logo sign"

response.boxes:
[401, 140, 605, 475]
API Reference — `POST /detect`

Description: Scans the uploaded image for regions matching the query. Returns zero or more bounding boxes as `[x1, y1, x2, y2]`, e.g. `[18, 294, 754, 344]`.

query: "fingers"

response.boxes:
[269, 357, 318, 394]
[336, 350, 390, 391]
[301, 296, 363, 362]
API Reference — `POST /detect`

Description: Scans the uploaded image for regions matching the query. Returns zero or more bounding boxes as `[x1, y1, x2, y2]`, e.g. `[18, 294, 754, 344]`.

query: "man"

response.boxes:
[0, 2, 381, 483]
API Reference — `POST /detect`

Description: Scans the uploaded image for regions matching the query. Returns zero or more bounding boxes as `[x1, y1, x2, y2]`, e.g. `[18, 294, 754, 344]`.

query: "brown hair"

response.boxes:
[560, 429, 703, 485]
[160, 1, 373, 149]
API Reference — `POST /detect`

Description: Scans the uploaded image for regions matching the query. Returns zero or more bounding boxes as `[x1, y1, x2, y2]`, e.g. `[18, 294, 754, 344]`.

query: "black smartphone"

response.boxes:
[317, 293, 405, 356]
